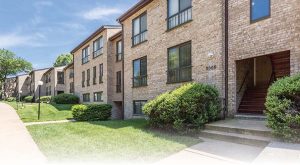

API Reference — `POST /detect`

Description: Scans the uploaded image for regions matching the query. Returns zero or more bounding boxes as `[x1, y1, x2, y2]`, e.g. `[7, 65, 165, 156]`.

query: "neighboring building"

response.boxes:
[228, 0, 300, 115]
[71, 25, 122, 119]
[2, 77, 17, 98]
[117, 0, 225, 119]
[29, 68, 50, 100]
[42, 66, 66, 97]
[16, 74, 31, 97]
[64, 63, 74, 94]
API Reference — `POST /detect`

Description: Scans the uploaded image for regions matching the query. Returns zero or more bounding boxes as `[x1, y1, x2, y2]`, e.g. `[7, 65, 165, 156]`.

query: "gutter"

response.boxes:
[121, 24, 125, 120]
[224, 0, 229, 119]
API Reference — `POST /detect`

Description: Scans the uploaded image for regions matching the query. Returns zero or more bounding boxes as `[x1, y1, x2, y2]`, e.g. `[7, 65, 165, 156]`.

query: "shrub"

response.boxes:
[53, 93, 79, 104]
[143, 83, 221, 131]
[24, 96, 33, 103]
[6, 97, 16, 102]
[37, 96, 52, 103]
[265, 74, 300, 142]
[72, 104, 112, 121]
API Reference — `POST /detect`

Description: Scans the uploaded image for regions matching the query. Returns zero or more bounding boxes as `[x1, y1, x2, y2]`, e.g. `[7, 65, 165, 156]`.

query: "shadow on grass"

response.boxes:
[50, 103, 74, 111]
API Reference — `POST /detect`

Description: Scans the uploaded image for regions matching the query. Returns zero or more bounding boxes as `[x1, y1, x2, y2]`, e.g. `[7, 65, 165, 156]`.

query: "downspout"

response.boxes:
[121, 24, 125, 120]
[224, 0, 229, 119]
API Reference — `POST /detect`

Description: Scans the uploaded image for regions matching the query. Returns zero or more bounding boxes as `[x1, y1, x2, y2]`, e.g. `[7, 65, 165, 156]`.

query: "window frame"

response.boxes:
[93, 92, 103, 102]
[82, 71, 85, 88]
[93, 36, 104, 58]
[250, 0, 271, 23]
[133, 100, 147, 115]
[87, 69, 90, 87]
[167, 41, 192, 84]
[99, 63, 103, 84]
[116, 40, 123, 62]
[116, 71, 122, 93]
[82, 46, 90, 64]
[83, 93, 90, 102]
[57, 72, 64, 84]
[132, 12, 148, 46]
[132, 56, 147, 88]
[93, 66, 97, 85]
[69, 82, 74, 93]
[167, 0, 193, 30]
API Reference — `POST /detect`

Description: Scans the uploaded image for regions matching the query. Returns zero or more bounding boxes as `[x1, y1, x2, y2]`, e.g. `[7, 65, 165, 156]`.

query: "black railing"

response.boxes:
[167, 66, 192, 83]
[168, 7, 192, 30]
[93, 48, 103, 58]
[82, 56, 89, 64]
[133, 75, 147, 87]
[132, 30, 147, 46]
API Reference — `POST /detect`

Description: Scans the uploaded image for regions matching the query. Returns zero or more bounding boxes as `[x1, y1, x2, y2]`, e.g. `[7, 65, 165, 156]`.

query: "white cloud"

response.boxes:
[82, 7, 122, 20]
[34, 1, 53, 8]
[0, 33, 46, 48]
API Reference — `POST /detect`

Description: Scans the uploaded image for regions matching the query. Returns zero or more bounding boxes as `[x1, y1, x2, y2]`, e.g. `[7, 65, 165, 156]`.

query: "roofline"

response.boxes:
[70, 25, 122, 54]
[109, 31, 122, 41]
[63, 63, 74, 71]
[117, 0, 153, 23]
[16, 73, 29, 77]
[29, 67, 52, 75]
[43, 67, 54, 76]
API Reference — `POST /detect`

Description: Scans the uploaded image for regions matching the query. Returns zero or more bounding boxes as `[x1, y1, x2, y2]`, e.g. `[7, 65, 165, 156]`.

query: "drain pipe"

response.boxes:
[224, 0, 229, 119]
[121, 24, 125, 120]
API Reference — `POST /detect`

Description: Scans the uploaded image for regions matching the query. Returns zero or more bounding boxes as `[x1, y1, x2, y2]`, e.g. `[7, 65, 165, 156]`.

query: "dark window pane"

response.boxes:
[179, 44, 191, 67]
[168, 48, 179, 69]
[133, 18, 140, 35]
[140, 58, 147, 76]
[251, 0, 270, 21]
[133, 60, 140, 77]
[180, 0, 191, 11]
[168, 0, 179, 16]
[140, 14, 147, 32]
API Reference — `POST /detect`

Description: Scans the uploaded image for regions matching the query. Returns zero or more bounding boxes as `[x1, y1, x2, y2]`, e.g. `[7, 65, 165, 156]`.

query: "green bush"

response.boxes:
[6, 97, 16, 102]
[143, 83, 221, 130]
[265, 74, 300, 142]
[37, 96, 52, 103]
[72, 104, 112, 121]
[53, 93, 79, 104]
[24, 96, 33, 103]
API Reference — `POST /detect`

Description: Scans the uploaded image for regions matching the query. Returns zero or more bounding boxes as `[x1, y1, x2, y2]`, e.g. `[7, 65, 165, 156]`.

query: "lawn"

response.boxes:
[4, 101, 74, 122]
[27, 119, 201, 163]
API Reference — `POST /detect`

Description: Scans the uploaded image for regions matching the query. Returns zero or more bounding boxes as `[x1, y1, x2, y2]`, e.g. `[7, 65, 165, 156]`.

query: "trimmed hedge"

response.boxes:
[37, 96, 52, 103]
[143, 83, 221, 130]
[72, 104, 112, 121]
[6, 97, 16, 102]
[53, 93, 79, 104]
[24, 96, 33, 103]
[265, 74, 300, 142]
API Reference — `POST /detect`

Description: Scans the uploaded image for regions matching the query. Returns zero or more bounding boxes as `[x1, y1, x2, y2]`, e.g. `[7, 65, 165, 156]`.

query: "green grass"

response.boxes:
[4, 101, 74, 122]
[27, 119, 201, 163]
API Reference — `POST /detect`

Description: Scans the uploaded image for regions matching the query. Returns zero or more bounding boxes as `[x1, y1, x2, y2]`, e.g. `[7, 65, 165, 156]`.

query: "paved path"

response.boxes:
[0, 103, 46, 165]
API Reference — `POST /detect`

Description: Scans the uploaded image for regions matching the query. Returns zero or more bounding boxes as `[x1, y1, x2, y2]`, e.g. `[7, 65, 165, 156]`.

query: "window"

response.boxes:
[82, 46, 90, 64]
[99, 64, 103, 83]
[94, 92, 103, 102]
[69, 69, 74, 78]
[116, 71, 122, 93]
[45, 75, 48, 83]
[168, 0, 192, 30]
[70, 82, 74, 93]
[93, 66, 97, 85]
[87, 69, 90, 86]
[48, 86, 51, 95]
[116, 40, 122, 61]
[168, 42, 192, 83]
[133, 100, 147, 115]
[46, 87, 48, 96]
[251, 0, 270, 22]
[133, 56, 147, 87]
[82, 71, 85, 87]
[83, 93, 90, 102]
[57, 72, 64, 84]
[132, 13, 147, 46]
[93, 37, 104, 58]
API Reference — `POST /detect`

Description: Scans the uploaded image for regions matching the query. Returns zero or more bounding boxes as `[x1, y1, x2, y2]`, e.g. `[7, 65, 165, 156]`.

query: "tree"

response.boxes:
[53, 53, 73, 67]
[0, 49, 32, 98]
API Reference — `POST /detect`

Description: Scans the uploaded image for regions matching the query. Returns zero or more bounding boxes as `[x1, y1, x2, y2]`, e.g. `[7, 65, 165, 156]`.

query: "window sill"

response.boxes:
[93, 54, 103, 59]
[131, 40, 148, 48]
[132, 84, 148, 88]
[166, 20, 193, 32]
[250, 16, 271, 24]
[166, 79, 193, 85]
[82, 61, 90, 65]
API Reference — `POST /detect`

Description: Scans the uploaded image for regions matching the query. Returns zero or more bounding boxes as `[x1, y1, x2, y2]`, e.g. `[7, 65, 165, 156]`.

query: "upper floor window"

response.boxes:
[99, 63, 103, 83]
[168, 0, 192, 30]
[251, 0, 270, 22]
[133, 56, 147, 87]
[116, 40, 122, 61]
[69, 69, 74, 79]
[87, 69, 90, 87]
[93, 37, 104, 58]
[132, 13, 147, 46]
[57, 72, 64, 84]
[116, 71, 122, 93]
[82, 46, 89, 64]
[93, 66, 97, 85]
[167, 42, 192, 83]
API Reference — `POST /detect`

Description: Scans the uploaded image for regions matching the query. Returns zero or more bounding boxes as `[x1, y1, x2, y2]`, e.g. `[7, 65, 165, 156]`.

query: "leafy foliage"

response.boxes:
[37, 96, 52, 103]
[72, 104, 112, 121]
[143, 83, 221, 131]
[24, 96, 34, 103]
[53, 53, 73, 67]
[265, 74, 300, 142]
[0, 49, 32, 98]
[6, 97, 16, 102]
[53, 93, 79, 104]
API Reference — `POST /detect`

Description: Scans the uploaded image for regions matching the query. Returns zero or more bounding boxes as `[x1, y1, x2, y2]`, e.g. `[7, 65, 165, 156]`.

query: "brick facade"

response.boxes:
[42, 66, 66, 97]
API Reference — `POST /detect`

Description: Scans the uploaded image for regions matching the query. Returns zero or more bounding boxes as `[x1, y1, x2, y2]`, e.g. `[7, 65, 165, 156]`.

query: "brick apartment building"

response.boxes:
[64, 63, 74, 94]
[29, 68, 50, 101]
[42, 66, 66, 97]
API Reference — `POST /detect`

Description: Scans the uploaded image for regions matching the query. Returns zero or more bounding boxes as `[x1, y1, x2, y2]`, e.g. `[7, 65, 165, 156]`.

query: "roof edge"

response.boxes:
[117, 0, 153, 23]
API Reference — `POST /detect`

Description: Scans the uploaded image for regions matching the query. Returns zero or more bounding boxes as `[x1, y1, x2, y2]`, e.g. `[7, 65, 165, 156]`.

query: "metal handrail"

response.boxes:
[237, 70, 250, 94]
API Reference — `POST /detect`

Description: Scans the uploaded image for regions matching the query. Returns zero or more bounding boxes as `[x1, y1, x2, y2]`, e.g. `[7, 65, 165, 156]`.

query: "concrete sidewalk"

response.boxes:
[0, 103, 46, 165]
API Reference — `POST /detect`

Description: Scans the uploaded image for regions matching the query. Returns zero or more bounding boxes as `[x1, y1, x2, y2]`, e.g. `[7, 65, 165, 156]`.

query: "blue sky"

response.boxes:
[0, 0, 138, 69]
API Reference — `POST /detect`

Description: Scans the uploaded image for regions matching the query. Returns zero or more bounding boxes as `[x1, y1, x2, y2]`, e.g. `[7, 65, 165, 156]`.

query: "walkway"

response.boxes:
[0, 103, 46, 165]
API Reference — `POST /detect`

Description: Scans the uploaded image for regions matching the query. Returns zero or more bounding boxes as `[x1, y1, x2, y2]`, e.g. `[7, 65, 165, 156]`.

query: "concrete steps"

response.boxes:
[199, 119, 273, 148]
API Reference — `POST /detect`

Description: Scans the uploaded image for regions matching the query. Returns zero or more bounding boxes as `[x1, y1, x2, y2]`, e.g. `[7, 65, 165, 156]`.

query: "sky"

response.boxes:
[0, 0, 139, 69]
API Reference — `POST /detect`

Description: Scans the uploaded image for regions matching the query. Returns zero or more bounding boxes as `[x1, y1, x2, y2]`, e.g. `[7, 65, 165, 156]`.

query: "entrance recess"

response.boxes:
[237, 51, 290, 114]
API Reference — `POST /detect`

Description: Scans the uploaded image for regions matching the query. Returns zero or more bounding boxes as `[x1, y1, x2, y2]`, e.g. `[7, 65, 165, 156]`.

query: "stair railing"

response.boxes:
[237, 70, 250, 94]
